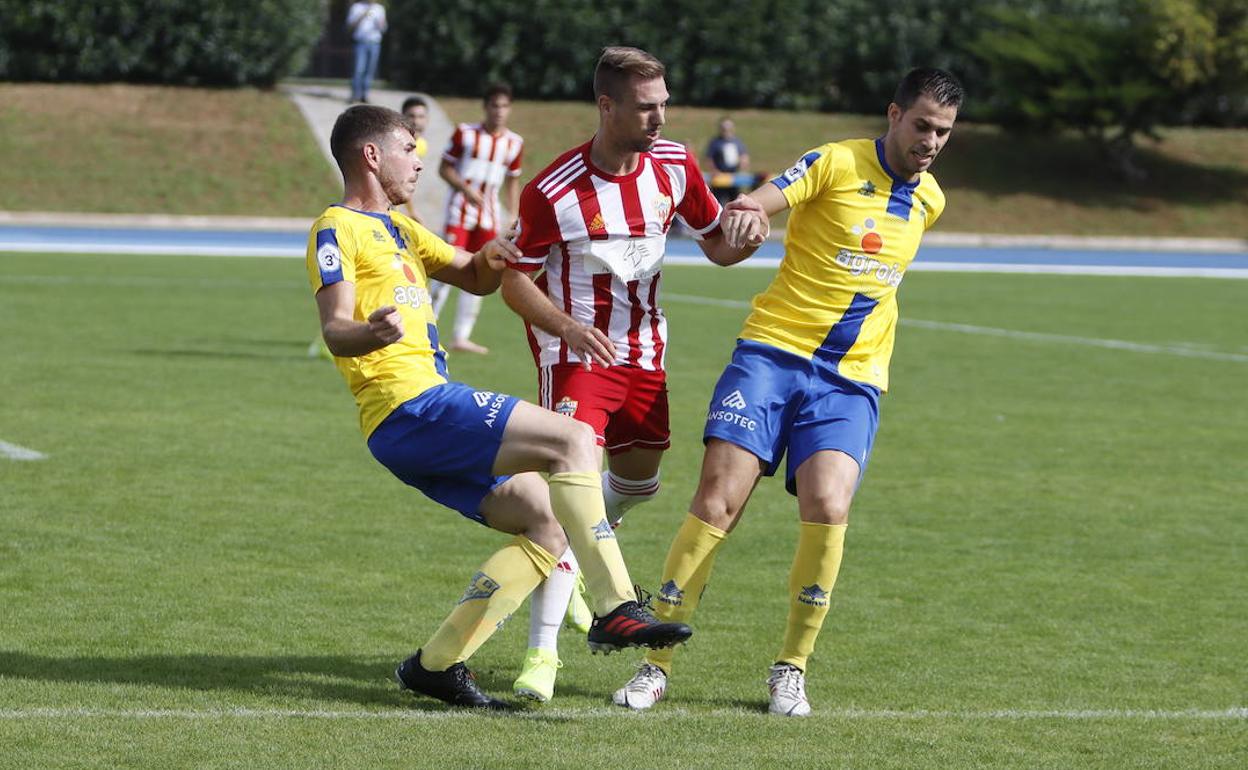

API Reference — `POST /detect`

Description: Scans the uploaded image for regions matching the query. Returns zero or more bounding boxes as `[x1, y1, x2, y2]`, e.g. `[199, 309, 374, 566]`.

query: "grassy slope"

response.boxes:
[440, 96, 1248, 238]
[1, 253, 1244, 767]
[0, 84, 339, 217]
[0, 82, 1243, 237]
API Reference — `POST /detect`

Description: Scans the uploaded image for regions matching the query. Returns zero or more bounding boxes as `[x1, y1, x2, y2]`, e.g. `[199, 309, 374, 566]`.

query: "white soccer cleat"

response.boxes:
[612, 662, 668, 710]
[767, 663, 812, 717]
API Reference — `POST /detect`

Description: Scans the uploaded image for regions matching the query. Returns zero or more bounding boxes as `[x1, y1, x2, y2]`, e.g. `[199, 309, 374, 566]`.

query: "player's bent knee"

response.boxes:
[550, 419, 597, 472]
[799, 490, 853, 525]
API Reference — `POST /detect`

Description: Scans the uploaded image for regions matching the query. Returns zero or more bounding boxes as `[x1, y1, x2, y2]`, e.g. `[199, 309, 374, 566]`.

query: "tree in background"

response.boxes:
[0, 0, 326, 87]
[969, 0, 1248, 180]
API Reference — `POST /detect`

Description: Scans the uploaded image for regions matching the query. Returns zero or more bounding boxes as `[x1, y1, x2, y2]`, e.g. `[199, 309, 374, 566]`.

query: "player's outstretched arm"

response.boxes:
[500, 270, 615, 370]
[315, 281, 404, 357]
[725, 186, 788, 249]
[429, 236, 520, 296]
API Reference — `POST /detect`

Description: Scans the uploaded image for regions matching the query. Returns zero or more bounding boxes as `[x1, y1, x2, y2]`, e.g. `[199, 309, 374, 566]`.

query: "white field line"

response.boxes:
[0, 439, 47, 461]
[663, 293, 1248, 364]
[3, 242, 1248, 278]
[0, 706, 1243, 721]
[662, 255, 1248, 278]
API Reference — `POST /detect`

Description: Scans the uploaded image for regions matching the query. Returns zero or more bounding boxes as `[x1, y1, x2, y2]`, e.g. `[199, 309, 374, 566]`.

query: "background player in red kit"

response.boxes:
[501, 46, 757, 703]
[432, 83, 524, 354]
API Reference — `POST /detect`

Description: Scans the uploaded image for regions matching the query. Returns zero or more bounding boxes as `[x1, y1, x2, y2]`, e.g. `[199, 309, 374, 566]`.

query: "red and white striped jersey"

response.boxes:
[512, 138, 722, 371]
[442, 123, 524, 233]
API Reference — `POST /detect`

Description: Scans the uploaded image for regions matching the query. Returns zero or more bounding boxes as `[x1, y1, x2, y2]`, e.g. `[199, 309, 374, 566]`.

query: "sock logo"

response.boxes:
[657, 579, 684, 606]
[721, 390, 747, 410]
[458, 571, 501, 604]
[592, 518, 615, 541]
[797, 583, 829, 607]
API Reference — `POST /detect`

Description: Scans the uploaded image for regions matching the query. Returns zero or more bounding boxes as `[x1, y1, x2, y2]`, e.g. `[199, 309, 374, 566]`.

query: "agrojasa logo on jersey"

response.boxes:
[473, 390, 509, 427]
[392, 257, 432, 308]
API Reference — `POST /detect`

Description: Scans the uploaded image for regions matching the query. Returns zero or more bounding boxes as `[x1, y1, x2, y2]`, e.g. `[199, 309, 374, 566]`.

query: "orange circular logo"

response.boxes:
[402, 264, 417, 283]
[861, 232, 883, 254]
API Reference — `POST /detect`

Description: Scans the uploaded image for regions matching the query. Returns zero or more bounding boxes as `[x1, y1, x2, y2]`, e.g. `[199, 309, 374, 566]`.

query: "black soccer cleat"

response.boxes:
[587, 589, 693, 654]
[395, 650, 510, 710]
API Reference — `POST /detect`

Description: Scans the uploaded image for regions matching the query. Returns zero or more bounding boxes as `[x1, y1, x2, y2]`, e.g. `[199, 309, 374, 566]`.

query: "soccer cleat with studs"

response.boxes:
[395, 649, 510, 710]
[767, 662, 812, 717]
[612, 661, 668, 710]
[587, 586, 692, 655]
[512, 647, 563, 703]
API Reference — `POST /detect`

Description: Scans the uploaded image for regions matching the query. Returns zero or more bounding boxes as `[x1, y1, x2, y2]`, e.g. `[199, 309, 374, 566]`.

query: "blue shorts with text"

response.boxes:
[367, 382, 519, 523]
[703, 340, 880, 495]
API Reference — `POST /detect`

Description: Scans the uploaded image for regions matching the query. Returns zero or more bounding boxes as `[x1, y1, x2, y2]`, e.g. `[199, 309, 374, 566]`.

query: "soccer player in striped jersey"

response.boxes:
[430, 83, 524, 355]
[501, 46, 758, 703]
[612, 68, 964, 716]
[307, 105, 692, 710]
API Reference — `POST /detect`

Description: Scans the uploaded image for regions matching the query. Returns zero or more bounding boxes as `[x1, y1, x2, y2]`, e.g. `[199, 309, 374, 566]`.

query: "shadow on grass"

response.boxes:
[938, 126, 1248, 211]
[0, 651, 605, 713]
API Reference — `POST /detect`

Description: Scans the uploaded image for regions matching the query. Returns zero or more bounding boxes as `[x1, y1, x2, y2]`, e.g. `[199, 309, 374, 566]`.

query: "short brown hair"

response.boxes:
[483, 82, 513, 104]
[593, 46, 665, 100]
[329, 105, 412, 173]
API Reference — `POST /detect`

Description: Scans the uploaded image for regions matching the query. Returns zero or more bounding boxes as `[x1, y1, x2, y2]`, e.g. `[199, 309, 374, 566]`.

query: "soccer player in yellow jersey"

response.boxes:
[613, 68, 964, 716]
[307, 105, 691, 710]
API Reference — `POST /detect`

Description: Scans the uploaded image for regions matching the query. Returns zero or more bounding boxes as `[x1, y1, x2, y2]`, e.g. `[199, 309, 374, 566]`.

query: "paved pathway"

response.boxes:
[282, 83, 453, 233]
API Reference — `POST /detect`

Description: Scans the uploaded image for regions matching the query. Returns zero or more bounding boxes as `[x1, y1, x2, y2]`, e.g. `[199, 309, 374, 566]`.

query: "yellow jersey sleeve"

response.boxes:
[772, 143, 852, 209]
[305, 205, 453, 437]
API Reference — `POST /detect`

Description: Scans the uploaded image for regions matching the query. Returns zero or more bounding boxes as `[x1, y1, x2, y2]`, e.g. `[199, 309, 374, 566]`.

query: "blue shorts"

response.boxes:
[703, 340, 881, 495]
[367, 382, 520, 524]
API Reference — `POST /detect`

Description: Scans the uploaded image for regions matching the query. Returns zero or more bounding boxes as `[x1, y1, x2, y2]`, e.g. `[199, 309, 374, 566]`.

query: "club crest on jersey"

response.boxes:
[317, 242, 341, 272]
[555, 396, 578, 417]
[858, 180, 877, 197]
[797, 583, 829, 607]
[458, 571, 501, 604]
[592, 518, 615, 541]
[653, 193, 673, 222]
[657, 579, 685, 606]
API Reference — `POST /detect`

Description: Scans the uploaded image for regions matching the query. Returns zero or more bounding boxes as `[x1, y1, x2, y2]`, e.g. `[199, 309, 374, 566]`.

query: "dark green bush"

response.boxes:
[0, 0, 326, 86]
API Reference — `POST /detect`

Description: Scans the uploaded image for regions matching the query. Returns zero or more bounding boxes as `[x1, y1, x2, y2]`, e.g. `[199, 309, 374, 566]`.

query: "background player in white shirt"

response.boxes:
[502, 46, 757, 703]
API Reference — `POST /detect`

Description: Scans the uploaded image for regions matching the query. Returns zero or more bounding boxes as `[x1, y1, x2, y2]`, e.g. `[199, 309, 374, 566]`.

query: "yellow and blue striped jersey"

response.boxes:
[306, 204, 456, 436]
[740, 138, 946, 391]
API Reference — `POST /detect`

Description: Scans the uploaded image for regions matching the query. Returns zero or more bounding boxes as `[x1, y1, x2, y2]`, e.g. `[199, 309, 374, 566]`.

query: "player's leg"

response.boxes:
[601, 366, 670, 525]
[431, 226, 470, 319]
[450, 292, 487, 353]
[768, 374, 880, 717]
[449, 227, 494, 353]
[616, 342, 800, 709]
[370, 387, 566, 708]
[493, 400, 692, 651]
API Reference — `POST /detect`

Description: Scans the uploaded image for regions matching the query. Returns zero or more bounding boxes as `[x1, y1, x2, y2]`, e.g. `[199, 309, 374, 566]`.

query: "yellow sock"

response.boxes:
[776, 522, 847, 671]
[548, 471, 634, 615]
[421, 535, 556, 671]
[644, 513, 727, 673]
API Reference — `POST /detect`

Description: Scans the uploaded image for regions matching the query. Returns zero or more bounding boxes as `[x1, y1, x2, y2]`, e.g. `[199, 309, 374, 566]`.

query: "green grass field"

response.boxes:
[1, 252, 1245, 768]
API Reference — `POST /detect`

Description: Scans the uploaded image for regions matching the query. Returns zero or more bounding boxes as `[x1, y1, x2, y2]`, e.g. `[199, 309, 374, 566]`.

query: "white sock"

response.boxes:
[454, 292, 484, 342]
[528, 547, 579, 650]
[602, 470, 660, 526]
[429, 280, 451, 318]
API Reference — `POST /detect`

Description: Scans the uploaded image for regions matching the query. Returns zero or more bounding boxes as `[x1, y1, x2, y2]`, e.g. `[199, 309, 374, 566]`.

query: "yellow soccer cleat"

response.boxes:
[564, 572, 593, 634]
[513, 647, 562, 703]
